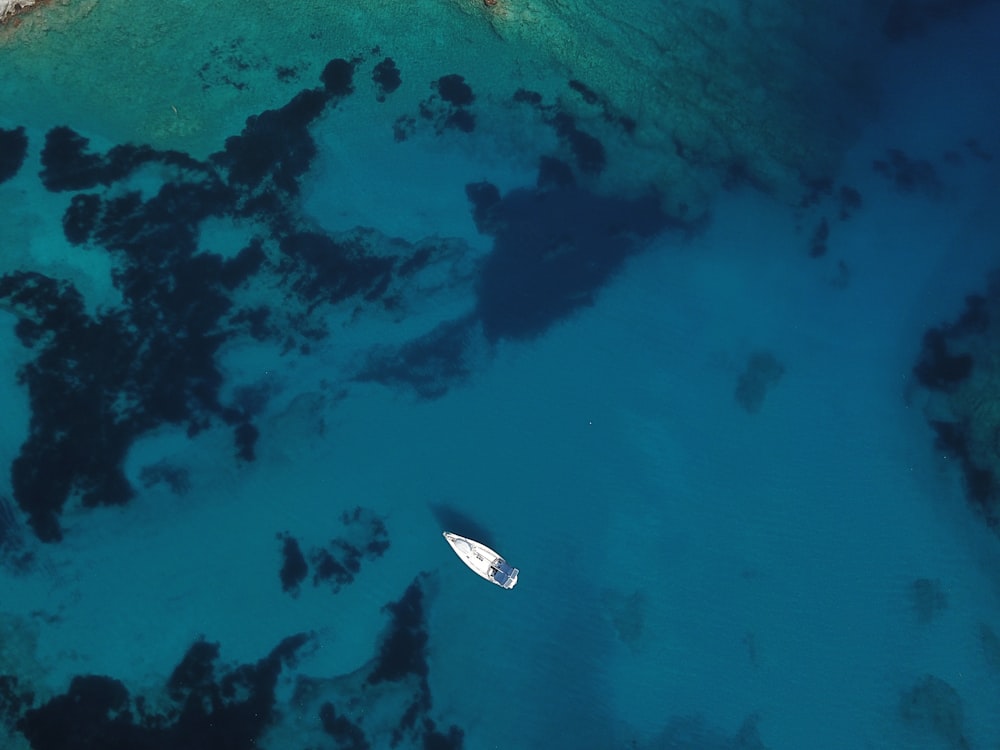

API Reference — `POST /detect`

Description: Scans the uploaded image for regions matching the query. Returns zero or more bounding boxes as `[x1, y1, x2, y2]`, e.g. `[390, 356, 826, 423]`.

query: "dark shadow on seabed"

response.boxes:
[429, 502, 496, 549]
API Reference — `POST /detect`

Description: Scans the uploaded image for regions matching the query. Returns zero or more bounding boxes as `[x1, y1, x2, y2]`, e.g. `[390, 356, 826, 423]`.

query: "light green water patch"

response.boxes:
[1, 0, 890, 220]
[0, 0, 522, 157]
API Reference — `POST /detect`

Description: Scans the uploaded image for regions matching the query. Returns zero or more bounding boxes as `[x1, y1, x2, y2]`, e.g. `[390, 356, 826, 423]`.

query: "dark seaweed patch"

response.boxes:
[40, 126, 108, 192]
[321, 57, 356, 96]
[809, 217, 829, 258]
[373, 57, 402, 101]
[40, 127, 207, 192]
[320, 702, 371, 750]
[470, 183, 667, 341]
[280, 507, 390, 595]
[167, 639, 221, 702]
[434, 74, 474, 107]
[233, 422, 259, 462]
[354, 315, 478, 398]
[464, 181, 502, 234]
[537, 156, 575, 189]
[552, 112, 605, 174]
[445, 108, 475, 133]
[423, 723, 465, 750]
[368, 577, 430, 684]
[0, 272, 143, 540]
[408, 74, 477, 136]
[16, 635, 309, 750]
[735, 351, 785, 413]
[913, 328, 973, 391]
[0, 675, 34, 727]
[0, 125, 28, 184]
[278, 231, 395, 310]
[883, 0, 988, 41]
[197, 37, 271, 92]
[275, 65, 300, 83]
[278, 533, 309, 594]
[230, 305, 274, 341]
[965, 138, 993, 162]
[213, 87, 329, 194]
[838, 185, 862, 219]
[139, 461, 192, 494]
[931, 420, 997, 525]
[798, 176, 833, 209]
[3, 60, 371, 541]
[914, 281, 1000, 533]
[62, 193, 102, 245]
[567, 79, 636, 134]
[512, 88, 543, 106]
[0, 496, 33, 573]
[872, 148, 942, 197]
[393, 115, 417, 142]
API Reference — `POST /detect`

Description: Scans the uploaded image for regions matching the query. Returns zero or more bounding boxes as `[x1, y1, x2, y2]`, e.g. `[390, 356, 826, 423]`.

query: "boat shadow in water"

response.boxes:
[429, 502, 495, 549]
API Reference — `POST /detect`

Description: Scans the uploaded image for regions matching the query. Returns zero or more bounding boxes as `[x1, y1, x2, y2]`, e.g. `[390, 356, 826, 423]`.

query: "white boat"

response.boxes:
[442, 532, 519, 589]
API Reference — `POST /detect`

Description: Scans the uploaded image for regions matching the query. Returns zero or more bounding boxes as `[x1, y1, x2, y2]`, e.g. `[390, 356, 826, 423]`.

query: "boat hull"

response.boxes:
[443, 532, 519, 589]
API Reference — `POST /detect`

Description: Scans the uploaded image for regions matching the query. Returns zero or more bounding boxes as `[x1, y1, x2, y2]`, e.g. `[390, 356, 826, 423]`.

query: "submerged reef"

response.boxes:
[913, 273, 1000, 530]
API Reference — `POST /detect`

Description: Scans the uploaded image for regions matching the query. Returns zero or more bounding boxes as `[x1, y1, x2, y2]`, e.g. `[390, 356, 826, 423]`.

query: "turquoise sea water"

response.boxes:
[1, 1, 1000, 749]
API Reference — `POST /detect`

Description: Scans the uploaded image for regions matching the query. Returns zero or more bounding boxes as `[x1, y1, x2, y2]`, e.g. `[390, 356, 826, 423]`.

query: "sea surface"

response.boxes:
[1, 1, 1000, 749]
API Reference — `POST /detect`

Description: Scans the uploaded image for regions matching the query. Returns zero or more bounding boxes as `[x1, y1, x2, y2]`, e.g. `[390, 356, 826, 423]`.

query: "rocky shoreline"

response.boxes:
[0, 0, 40, 24]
